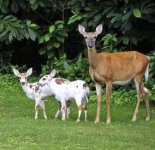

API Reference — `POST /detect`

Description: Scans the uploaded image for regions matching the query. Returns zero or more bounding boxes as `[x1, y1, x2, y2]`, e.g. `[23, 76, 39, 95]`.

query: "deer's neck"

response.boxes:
[87, 48, 98, 68]
[21, 82, 32, 94]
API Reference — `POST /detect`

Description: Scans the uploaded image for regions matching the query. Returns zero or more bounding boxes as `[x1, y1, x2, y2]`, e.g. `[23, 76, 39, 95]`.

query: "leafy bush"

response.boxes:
[0, 74, 19, 90]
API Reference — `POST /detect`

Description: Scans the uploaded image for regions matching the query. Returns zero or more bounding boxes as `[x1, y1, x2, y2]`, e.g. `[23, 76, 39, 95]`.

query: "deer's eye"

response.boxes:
[84, 36, 87, 39]
[94, 36, 97, 39]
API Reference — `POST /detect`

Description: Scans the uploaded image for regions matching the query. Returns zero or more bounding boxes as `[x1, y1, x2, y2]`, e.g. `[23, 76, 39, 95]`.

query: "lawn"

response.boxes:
[0, 85, 155, 150]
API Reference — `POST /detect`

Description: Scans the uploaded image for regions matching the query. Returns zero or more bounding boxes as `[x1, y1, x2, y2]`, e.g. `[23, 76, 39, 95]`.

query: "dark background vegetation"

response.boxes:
[1, 0, 155, 103]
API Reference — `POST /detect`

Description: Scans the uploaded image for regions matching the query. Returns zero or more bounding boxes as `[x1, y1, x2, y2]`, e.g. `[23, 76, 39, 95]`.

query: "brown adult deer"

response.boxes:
[78, 24, 151, 124]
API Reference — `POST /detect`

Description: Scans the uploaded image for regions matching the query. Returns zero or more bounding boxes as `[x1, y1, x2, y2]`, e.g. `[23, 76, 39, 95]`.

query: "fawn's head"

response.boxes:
[13, 68, 32, 85]
[78, 24, 103, 49]
[39, 69, 56, 84]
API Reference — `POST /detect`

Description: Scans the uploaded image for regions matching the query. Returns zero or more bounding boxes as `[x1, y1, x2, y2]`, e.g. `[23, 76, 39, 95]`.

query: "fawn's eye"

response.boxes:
[94, 36, 97, 39]
[84, 36, 87, 39]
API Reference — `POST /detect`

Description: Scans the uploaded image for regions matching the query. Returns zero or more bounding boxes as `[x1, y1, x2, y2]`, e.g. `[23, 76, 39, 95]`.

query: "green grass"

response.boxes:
[0, 85, 155, 150]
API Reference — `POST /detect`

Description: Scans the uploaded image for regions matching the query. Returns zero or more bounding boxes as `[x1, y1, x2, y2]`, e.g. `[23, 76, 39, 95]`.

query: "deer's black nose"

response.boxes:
[88, 45, 93, 48]
[21, 82, 25, 85]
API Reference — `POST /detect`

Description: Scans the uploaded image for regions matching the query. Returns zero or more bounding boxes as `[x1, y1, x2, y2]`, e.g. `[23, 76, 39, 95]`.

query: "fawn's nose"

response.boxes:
[21, 82, 25, 85]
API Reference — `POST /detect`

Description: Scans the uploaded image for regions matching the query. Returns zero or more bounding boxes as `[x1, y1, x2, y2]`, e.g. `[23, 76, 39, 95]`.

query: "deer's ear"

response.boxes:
[13, 68, 21, 77]
[50, 69, 56, 78]
[26, 68, 33, 76]
[95, 24, 103, 35]
[78, 24, 86, 35]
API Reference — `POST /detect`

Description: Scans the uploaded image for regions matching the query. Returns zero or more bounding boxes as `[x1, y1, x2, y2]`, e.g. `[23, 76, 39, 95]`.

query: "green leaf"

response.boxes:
[123, 36, 129, 45]
[39, 48, 46, 55]
[49, 25, 55, 33]
[17, 0, 26, 9]
[47, 51, 54, 58]
[0, 29, 9, 38]
[133, 9, 141, 18]
[29, 0, 36, 5]
[122, 11, 132, 22]
[57, 24, 64, 29]
[60, 31, 68, 37]
[1, 0, 9, 13]
[9, 33, 13, 42]
[39, 36, 45, 43]
[53, 42, 60, 48]
[27, 20, 31, 26]
[30, 2, 38, 10]
[63, 61, 68, 69]
[0, 0, 3, 9]
[45, 34, 50, 42]
[11, 0, 19, 13]
[21, 29, 29, 39]
[56, 36, 64, 43]
[29, 23, 38, 28]
[28, 28, 36, 41]
[3, 15, 14, 21]
[55, 21, 64, 24]
[0, 24, 4, 32]
[68, 15, 82, 25]
[130, 37, 137, 45]
[111, 14, 122, 23]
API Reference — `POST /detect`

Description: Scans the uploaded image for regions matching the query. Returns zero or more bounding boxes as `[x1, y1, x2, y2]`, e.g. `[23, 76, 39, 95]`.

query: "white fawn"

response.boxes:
[39, 69, 90, 122]
[78, 24, 151, 124]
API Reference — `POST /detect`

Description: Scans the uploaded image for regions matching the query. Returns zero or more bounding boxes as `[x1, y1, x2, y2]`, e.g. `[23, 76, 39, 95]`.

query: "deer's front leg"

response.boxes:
[35, 102, 39, 120]
[54, 102, 61, 119]
[40, 100, 47, 119]
[95, 83, 102, 123]
[106, 82, 112, 124]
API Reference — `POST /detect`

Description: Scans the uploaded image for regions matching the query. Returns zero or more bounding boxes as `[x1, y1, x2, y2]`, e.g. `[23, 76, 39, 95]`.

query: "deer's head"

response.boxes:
[39, 69, 56, 84]
[13, 68, 32, 85]
[78, 24, 103, 49]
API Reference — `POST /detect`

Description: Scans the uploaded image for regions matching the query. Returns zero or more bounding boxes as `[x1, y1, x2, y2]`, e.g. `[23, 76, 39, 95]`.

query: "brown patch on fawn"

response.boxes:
[35, 86, 39, 92]
[66, 100, 72, 107]
[36, 105, 42, 110]
[55, 78, 69, 84]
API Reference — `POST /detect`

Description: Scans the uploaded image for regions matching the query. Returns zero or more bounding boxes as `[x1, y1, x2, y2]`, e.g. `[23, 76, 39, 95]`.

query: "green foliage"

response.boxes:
[148, 51, 155, 79]
[0, 74, 19, 89]
[0, 0, 27, 13]
[111, 89, 137, 105]
[0, 50, 13, 74]
[39, 21, 68, 64]
[101, 33, 119, 52]
[0, 15, 38, 43]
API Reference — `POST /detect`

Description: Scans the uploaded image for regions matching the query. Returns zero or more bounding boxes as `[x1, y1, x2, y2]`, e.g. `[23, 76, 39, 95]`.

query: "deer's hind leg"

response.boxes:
[141, 85, 151, 121]
[132, 76, 143, 122]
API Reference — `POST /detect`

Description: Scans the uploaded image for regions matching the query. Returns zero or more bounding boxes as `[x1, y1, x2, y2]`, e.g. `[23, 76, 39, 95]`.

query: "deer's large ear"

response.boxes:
[50, 69, 56, 78]
[13, 68, 21, 77]
[78, 24, 86, 35]
[95, 24, 103, 35]
[26, 68, 33, 77]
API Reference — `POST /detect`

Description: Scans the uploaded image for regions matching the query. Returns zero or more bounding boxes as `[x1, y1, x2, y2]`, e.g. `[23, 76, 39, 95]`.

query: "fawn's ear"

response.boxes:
[26, 68, 33, 77]
[13, 68, 21, 77]
[78, 24, 86, 35]
[95, 24, 103, 35]
[50, 69, 56, 78]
